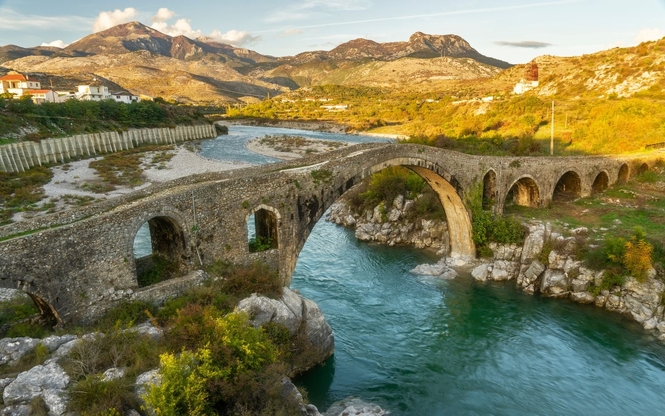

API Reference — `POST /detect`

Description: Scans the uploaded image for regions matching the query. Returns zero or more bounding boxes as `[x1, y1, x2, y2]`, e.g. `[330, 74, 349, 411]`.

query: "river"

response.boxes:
[141, 126, 665, 414]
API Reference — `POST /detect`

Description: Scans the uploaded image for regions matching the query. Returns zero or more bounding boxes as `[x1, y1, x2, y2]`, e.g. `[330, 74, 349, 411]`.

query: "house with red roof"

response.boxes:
[0, 72, 59, 103]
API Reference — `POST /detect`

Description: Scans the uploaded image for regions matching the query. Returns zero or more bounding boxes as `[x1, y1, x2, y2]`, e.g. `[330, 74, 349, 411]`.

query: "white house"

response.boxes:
[26, 90, 60, 104]
[0, 73, 41, 96]
[110, 91, 141, 104]
[0, 73, 64, 103]
[76, 85, 111, 101]
[513, 80, 539, 95]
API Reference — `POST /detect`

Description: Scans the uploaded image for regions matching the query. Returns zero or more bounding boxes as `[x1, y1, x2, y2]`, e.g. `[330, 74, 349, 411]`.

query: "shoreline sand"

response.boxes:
[245, 136, 354, 160]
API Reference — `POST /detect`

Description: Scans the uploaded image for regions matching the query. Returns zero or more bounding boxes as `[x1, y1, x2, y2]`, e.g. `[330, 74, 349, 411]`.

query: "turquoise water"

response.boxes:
[292, 220, 665, 415]
[198, 125, 392, 165]
[147, 125, 665, 415]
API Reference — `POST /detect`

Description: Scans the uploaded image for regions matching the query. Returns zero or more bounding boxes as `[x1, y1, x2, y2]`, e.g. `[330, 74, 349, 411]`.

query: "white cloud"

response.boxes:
[266, 0, 373, 22]
[93, 8, 137, 32]
[0, 7, 91, 31]
[151, 18, 202, 39]
[281, 28, 305, 36]
[152, 8, 176, 23]
[40, 40, 68, 48]
[209, 30, 260, 46]
[635, 28, 663, 43]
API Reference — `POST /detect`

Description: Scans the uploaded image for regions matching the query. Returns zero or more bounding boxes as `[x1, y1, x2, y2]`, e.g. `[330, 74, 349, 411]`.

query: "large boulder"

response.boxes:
[517, 260, 546, 293]
[324, 397, 389, 416]
[520, 222, 549, 264]
[540, 270, 570, 297]
[3, 362, 70, 414]
[237, 288, 334, 371]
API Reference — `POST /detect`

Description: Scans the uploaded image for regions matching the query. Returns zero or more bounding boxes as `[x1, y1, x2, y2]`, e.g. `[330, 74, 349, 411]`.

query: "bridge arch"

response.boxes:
[287, 156, 476, 283]
[637, 162, 649, 175]
[246, 204, 281, 252]
[129, 209, 189, 287]
[505, 176, 541, 208]
[482, 169, 498, 211]
[591, 171, 610, 194]
[552, 170, 582, 202]
[618, 164, 629, 184]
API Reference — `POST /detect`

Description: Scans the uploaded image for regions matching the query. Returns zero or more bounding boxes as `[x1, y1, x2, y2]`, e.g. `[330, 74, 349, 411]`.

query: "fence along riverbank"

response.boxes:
[0, 124, 217, 173]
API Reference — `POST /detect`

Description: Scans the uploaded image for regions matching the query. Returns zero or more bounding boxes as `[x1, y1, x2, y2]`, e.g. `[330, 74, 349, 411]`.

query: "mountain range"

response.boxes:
[1, 21, 663, 104]
[0, 22, 512, 104]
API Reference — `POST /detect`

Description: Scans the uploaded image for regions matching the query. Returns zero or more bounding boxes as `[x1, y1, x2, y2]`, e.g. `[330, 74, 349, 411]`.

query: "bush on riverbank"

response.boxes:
[50, 262, 305, 415]
[466, 184, 525, 256]
[584, 227, 654, 284]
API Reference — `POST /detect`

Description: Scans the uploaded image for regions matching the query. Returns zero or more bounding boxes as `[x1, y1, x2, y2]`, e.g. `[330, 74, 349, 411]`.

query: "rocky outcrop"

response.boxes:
[324, 397, 389, 416]
[237, 287, 335, 372]
[2, 362, 70, 415]
[328, 197, 449, 253]
[470, 222, 665, 340]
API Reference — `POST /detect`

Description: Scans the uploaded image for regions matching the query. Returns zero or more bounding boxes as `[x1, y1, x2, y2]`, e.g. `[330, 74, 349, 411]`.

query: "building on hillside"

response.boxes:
[24, 89, 59, 104]
[513, 61, 540, 95]
[76, 85, 111, 101]
[56, 91, 77, 102]
[0, 73, 41, 96]
[110, 91, 141, 104]
[0, 73, 63, 103]
[321, 104, 349, 112]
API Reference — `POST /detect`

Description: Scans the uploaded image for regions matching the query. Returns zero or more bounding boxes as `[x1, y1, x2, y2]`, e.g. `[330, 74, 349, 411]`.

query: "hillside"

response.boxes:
[0, 23, 509, 104]
[230, 37, 665, 155]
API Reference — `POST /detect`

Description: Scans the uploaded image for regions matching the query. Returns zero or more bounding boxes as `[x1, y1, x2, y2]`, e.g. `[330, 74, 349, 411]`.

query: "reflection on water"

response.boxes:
[292, 220, 665, 416]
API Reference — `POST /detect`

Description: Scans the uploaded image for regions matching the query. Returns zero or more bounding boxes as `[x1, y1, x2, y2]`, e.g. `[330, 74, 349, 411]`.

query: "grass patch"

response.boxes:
[89, 145, 174, 187]
[136, 254, 180, 288]
[0, 166, 53, 224]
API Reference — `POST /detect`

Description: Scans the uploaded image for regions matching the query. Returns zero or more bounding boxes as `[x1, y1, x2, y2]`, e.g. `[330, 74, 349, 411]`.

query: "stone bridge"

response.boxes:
[0, 143, 658, 324]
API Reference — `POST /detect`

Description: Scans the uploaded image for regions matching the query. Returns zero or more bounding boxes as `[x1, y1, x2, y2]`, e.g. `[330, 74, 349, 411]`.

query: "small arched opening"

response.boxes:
[482, 170, 498, 211]
[552, 171, 582, 203]
[132, 216, 186, 287]
[637, 162, 649, 175]
[506, 177, 541, 208]
[591, 171, 609, 194]
[618, 164, 629, 184]
[247, 206, 280, 252]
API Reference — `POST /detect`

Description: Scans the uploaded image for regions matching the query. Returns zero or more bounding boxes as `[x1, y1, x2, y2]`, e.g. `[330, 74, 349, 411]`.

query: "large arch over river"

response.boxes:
[283, 156, 476, 285]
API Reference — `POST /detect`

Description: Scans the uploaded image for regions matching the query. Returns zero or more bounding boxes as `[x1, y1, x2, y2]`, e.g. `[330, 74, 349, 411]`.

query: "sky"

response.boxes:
[0, 0, 664, 64]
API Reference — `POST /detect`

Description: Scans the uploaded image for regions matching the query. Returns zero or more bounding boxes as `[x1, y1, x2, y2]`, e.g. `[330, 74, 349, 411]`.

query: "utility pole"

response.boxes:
[550, 101, 555, 156]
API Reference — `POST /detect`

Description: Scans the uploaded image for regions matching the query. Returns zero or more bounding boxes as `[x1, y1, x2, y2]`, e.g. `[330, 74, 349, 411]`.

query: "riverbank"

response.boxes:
[246, 135, 352, 160]
[220, 118, 350, 134]
[13, 145, 253, 222]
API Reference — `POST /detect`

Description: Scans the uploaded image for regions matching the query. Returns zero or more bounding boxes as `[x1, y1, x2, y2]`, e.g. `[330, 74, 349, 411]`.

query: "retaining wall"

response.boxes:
[0, 124, 217, 173]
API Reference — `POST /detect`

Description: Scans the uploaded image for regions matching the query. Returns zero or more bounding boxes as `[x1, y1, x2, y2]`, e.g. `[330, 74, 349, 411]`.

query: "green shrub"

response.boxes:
[95, 301, 156, 329]
[0, 296, 39, 328]
[219, 262, 282, 300]
[68, 376, 141, 416]
[6, 322, 49, 339]
[538, 240, 554, 266]
[490, 216, 526, 244]
[144, 312, 287, 415]
[137, 255, 180, 287]
[60, 327, 162, 382]
[249, 235, 274, 252]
